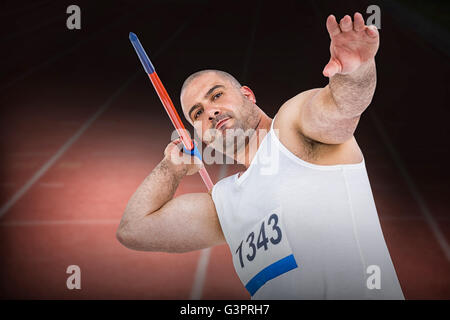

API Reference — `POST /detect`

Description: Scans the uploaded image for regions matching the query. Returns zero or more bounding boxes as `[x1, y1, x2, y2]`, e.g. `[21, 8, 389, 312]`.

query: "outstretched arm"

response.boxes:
[288, 12, 380, 144]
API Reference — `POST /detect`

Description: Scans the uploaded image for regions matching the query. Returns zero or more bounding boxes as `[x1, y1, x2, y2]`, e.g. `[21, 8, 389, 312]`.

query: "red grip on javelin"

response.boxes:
[148, 72, 193, 151]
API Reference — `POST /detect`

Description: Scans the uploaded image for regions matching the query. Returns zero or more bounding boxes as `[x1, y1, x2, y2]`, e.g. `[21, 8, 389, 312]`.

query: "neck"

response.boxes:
[235, 113, 272, 168]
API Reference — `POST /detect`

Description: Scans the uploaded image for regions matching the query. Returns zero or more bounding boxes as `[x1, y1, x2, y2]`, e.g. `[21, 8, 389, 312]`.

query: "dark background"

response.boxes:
[0, 0, 449, 299]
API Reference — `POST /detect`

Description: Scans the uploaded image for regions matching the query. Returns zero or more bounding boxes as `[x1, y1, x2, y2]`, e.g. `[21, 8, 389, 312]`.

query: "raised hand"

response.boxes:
[323, 12, 379, 78]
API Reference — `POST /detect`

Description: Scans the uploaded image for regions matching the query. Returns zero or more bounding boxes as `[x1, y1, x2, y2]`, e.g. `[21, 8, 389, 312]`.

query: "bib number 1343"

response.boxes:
[235, 213, 282, 268]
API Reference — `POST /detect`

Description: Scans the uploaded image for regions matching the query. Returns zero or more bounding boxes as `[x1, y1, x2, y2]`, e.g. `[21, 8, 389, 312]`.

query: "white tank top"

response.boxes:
[211, 117, 404, 300]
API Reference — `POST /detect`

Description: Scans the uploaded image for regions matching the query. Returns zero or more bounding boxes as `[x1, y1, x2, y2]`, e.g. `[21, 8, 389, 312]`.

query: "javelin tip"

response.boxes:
[128, 32, 155, 74]
[129, 32, 137, 41]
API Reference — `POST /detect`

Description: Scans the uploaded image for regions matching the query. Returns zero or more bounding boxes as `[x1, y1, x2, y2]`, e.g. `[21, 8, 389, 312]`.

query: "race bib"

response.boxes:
[232, 207, 298, 296]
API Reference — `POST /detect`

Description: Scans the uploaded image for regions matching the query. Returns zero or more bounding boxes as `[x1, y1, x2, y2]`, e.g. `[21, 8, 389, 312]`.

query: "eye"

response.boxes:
[194, 109, 203, 120]
[213, 92, 223, 100]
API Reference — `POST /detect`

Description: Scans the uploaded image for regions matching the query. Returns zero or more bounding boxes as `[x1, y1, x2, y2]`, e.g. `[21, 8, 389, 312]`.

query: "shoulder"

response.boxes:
[274, 89, 321, 133]
[273, 90, 320, 151]
[273, 90, 363, 165]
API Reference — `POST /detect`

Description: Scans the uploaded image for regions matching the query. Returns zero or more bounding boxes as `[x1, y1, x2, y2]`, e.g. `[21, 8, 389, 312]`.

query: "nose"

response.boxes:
[208, 109, 220, 121]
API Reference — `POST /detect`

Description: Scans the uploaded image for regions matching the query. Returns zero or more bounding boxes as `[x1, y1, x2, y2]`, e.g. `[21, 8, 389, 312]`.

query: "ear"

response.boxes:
[240, 86, 256, 104]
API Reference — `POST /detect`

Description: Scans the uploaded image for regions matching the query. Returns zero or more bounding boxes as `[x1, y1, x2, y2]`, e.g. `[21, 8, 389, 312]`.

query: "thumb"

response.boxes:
[323, 58, 341, 77]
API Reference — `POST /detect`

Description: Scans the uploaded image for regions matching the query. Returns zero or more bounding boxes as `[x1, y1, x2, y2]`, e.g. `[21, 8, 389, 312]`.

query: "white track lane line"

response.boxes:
[189, 165, 230, 300]
[189, 246, 213, 300]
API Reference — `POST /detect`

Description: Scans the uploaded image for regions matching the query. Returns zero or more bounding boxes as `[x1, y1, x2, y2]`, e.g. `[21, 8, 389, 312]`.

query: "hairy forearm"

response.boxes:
[119, 158, 186, 227]
[329, 59, 376, 118]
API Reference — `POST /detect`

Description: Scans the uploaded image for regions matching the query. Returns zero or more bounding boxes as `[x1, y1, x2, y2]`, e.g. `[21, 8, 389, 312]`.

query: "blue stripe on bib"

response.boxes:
[245, 254, 298, 296]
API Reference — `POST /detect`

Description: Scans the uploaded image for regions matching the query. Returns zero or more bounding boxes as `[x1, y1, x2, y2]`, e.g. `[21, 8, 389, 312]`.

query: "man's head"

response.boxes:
[180, 69, 261, 156]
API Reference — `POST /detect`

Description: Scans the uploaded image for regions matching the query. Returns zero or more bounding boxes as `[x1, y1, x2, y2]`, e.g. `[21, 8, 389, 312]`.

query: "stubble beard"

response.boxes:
[212, 102, 260, 160]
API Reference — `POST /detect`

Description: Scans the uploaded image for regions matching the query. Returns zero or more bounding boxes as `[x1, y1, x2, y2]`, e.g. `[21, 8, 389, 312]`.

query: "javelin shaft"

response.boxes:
[148, 72, 193, 150]
[129, 32, 214, 191]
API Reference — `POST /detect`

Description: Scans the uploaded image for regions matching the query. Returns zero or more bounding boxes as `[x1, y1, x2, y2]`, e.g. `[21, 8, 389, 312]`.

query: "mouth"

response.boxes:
[215, 117, 231, 130]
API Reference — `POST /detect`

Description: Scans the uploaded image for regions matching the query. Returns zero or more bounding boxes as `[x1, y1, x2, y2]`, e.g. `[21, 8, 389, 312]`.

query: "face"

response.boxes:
[181, 72, 260, 155]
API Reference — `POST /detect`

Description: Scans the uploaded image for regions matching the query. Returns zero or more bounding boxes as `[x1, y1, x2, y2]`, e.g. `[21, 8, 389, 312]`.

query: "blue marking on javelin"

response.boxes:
[129, 32, 155, 74]
[245, 254, 298, 296]
[183, 144, 202, 161]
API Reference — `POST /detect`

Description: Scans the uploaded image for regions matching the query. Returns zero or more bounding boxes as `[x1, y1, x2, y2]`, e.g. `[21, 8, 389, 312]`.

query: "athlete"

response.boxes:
[117, 13, 404, 299]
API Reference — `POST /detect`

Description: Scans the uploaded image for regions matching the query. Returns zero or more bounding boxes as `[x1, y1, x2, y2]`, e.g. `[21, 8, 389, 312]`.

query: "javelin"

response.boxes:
[129, 32, 214, 192]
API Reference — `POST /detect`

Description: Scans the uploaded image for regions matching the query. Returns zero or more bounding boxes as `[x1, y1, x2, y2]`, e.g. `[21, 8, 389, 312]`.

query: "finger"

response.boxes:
[167, 143, 182, 163]
[166, 139, 183, 156]
[365, 25, 379, 38]
[165, 139, 179, 155]
[353, 12, 365, 31]
[340, 15, 353, 32]
[326, 15, 341, 38]
[323, 58, 341, 78]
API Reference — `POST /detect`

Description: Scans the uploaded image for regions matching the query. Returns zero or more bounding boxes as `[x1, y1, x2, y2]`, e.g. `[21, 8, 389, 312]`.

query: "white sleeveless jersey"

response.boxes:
[211, 118, 404, 300]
